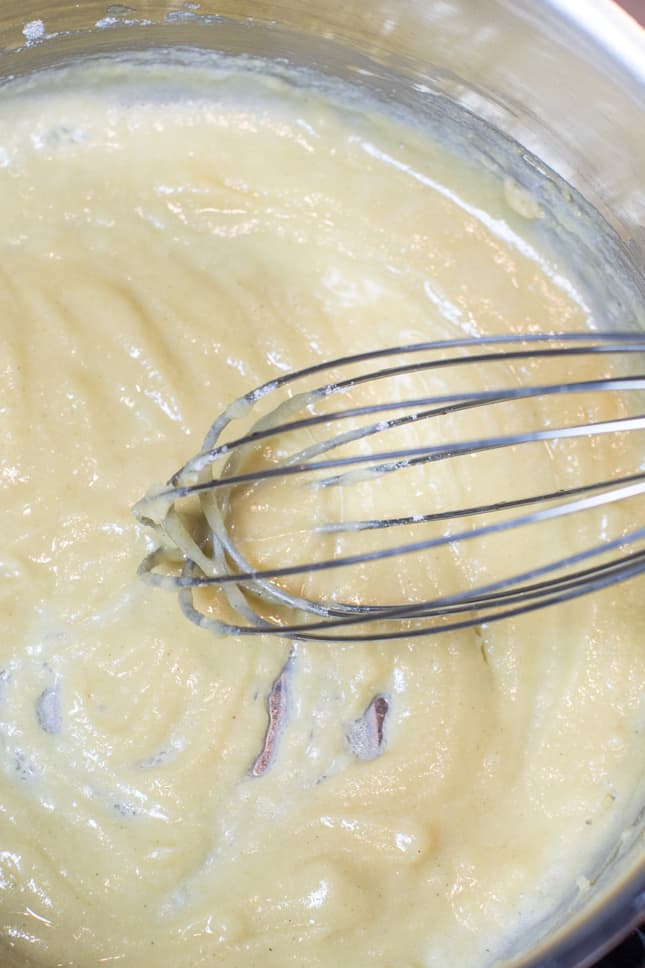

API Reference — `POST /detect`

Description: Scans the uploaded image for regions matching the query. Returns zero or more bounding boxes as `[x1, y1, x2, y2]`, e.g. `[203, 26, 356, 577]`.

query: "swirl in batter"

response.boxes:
[0, 56, 644, 968]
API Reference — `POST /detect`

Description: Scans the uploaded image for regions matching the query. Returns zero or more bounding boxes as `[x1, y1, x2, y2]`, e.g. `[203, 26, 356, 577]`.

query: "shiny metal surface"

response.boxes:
[0, 1, 643, 965]
[1, 0, 644, 268]
[136, 333, 645, 643]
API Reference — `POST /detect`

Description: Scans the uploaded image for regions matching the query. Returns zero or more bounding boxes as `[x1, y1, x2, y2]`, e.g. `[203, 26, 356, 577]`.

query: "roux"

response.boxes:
[0, 57, 643, 968]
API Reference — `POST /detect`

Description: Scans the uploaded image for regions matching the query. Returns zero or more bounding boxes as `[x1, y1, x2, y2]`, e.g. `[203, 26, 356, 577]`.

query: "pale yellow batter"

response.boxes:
[0, 56, 644, 968]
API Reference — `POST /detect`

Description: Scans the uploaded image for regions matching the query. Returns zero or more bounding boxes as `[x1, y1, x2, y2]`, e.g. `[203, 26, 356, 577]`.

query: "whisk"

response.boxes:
[133, 332, 645, 641]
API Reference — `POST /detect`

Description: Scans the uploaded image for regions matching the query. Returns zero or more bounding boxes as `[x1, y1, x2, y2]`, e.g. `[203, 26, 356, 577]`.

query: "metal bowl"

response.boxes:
[1, 1, 643, 965]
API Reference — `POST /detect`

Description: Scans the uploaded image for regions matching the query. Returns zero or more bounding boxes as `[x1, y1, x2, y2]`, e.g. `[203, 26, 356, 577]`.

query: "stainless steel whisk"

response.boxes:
[133, 332, 645, 641]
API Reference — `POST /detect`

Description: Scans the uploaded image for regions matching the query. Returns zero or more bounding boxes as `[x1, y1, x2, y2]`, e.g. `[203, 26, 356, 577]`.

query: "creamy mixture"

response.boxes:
[0, 57, 644, 968]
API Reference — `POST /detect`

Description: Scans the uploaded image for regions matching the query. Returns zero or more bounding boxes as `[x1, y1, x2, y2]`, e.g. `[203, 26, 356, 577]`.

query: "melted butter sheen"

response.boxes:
[0, 58, 643, 968]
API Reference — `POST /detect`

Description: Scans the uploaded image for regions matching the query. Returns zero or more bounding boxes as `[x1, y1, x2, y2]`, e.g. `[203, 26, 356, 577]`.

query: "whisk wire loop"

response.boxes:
[134, 332, 645, 640]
